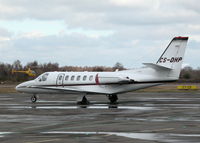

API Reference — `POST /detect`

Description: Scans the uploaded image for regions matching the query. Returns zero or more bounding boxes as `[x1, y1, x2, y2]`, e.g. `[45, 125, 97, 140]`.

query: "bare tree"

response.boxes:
[113, 62, 125, 71]
[13, 60, 22, 70]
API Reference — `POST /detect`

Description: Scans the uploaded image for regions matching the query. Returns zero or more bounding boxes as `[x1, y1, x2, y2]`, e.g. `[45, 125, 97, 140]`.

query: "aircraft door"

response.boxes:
[56, 73, 65, 86]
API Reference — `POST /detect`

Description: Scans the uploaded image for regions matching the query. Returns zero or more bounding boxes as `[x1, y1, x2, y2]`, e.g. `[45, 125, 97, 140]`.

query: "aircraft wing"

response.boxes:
[31, 85, 101, 94]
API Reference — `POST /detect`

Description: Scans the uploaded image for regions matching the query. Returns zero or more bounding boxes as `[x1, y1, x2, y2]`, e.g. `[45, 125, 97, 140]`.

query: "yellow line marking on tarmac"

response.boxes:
[26, 138, 60, 143]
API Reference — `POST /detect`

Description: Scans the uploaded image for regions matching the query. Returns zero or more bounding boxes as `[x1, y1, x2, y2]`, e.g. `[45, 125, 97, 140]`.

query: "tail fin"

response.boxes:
[156, 36, 188, 78]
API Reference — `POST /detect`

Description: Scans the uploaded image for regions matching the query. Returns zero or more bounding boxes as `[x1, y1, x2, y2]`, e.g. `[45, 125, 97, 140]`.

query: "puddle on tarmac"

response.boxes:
[6, 105, 155, 110]
[3, 101, 199, 111]
[139, 97, 200, 101]
[3, 104, 156, 110]
[152, 104, 200, 109]
[0, 104, 23, 106]
[33, 100, 75, 103]
[0, 131, 199, 142]
[115, 116, 200, 122]
[0, 98, 14, 100]
[0, 132, 13, 137]
[41, 131, 200, 143]
[5, 103, 199, 110]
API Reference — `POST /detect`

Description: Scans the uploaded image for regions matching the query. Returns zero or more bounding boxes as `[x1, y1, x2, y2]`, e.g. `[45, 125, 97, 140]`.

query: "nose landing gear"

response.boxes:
[31, 95, 37, 103]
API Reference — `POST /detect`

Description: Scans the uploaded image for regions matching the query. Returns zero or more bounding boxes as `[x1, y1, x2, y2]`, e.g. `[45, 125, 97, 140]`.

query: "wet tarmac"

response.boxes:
[0, 92, 200, 143]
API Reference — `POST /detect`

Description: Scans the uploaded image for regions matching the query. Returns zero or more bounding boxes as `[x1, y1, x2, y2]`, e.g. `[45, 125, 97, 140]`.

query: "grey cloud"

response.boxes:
[3, 31, 164, 67]
[13, 33, 107, 50]
[188, 40, 200, 50]
[0, 0, 199, 30]
[0, 0, 200, 68]
[0, 28, 12, 37]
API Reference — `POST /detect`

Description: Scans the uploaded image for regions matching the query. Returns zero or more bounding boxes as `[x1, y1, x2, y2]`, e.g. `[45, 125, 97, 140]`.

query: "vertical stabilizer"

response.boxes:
[156, 36, 188, 78]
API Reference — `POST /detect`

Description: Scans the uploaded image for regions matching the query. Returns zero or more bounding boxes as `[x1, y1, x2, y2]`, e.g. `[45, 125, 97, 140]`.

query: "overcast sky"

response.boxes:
[0, 0, 199, 68]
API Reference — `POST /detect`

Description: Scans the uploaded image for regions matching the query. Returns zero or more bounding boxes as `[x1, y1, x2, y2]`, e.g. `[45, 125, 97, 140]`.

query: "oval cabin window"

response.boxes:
[89, 75, 93, 81]
[77, 76, 81, 81]
[65, 75, 69, 81]
[71, 76, 75, 81]
[83, 75, 87, 81]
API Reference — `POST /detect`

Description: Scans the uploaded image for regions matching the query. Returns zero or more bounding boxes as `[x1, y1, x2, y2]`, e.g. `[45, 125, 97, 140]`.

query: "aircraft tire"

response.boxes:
[108, 94, 118, 104]
[77, 96, 90, 105]
[31, 95, 37, 103]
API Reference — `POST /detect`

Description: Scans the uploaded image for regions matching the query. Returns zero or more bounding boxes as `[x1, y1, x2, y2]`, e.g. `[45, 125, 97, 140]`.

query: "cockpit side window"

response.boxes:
[38, 73, 49, 82]
[42, 73, 49, 81]
[38, 78, 42, 82]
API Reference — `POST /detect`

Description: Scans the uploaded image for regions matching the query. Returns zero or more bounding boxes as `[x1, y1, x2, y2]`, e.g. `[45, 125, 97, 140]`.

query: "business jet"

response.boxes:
[16, 36, 188, 104]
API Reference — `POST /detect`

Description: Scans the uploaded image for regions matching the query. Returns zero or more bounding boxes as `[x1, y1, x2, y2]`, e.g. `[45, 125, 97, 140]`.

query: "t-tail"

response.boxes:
[156, 36, 189, 79]
[143, 36, 189, 80]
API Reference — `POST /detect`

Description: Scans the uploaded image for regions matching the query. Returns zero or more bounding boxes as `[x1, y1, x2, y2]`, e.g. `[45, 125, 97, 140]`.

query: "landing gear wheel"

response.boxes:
[108, 94, 118, 104]
[31, 95, 37, 103]
[77, 96, 90, 105]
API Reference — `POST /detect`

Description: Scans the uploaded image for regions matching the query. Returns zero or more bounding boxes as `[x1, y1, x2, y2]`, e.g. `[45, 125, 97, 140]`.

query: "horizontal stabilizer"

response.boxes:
[143, 63, 173, 71]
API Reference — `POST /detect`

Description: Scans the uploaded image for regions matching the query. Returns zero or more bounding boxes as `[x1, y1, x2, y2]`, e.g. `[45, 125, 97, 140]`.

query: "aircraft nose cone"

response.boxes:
[15, 84, 19, 90]
[15, 83, 25, 92]
[16, 80, 34, 92]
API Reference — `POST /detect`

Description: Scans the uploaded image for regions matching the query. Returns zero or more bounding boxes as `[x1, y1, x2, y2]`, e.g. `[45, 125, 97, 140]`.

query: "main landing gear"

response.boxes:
[77, 95, 90, 105]
[31, 95, 37, 103]
[108, 94, 118, 104]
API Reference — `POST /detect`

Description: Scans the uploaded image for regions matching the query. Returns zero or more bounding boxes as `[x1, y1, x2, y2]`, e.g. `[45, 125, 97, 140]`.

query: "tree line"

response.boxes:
[0, 60, 199, 83]
[0, 60, 124, 82]
[179, 66, 200, 83]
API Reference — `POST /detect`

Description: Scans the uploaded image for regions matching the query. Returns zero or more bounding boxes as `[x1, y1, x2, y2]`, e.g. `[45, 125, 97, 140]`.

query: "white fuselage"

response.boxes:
[16, 67, 176, 95]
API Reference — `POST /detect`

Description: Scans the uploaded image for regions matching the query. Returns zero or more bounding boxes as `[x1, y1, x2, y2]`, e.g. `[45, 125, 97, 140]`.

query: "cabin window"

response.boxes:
[83, 75, 87, 81]
[65, 75, 69, 81]
[41, 73, 49, 81]
[77, 75, 81, 81]
[89, 75, 93, 81]
[71, 75, 75, 81]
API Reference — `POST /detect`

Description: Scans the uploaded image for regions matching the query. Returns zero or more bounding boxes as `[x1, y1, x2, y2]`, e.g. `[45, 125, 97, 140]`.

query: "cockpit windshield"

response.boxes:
[37, 73, 49, 82]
